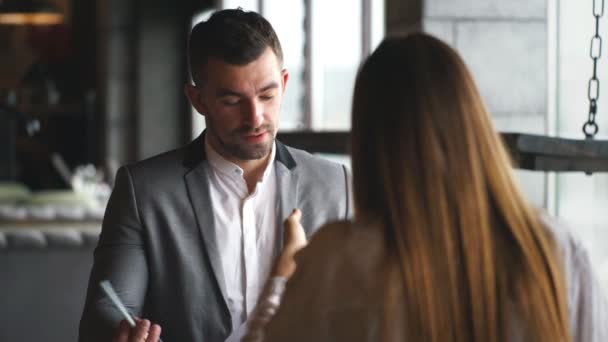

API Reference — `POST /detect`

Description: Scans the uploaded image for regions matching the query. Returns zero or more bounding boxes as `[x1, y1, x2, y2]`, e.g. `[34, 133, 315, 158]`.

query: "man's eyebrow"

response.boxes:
[216, 88, 244, 97]
[216, 82, 279, 98]
[258, 82, 279, 93]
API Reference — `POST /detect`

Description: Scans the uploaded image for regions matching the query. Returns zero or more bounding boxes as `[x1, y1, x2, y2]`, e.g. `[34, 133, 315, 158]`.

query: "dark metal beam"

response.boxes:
[277, 131, 608, 173]
[277, 131, 350, 155]
[502, 133, 608, 172]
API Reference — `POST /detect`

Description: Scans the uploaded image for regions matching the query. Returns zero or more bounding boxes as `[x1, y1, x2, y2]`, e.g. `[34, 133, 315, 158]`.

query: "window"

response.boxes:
[555, 0, 608, 292]
[190, 0, 385, 137]
[262, 0, 306, 130]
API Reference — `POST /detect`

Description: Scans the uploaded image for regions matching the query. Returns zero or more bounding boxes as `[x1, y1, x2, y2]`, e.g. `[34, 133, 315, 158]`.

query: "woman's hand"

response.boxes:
[272, 208, 307, 278]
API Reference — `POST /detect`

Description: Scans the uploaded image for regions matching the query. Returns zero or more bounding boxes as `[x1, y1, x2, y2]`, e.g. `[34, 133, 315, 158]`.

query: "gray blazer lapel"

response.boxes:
[182, 137, 298, 313]
[275, 141, 303, 250]
[183, 134, 229, 313]
[275, 162, 299, 251]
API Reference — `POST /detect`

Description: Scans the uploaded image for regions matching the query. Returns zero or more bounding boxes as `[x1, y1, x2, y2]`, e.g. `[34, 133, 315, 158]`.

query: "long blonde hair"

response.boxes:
[351, 33, 570, 341]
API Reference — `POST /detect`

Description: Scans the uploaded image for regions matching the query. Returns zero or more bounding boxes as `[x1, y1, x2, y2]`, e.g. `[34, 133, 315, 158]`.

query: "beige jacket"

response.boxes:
[248, 215, 608, 341]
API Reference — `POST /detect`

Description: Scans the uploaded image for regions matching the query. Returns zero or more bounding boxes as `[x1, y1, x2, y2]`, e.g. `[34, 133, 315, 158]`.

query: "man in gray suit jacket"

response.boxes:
[79, 9, 351, 342]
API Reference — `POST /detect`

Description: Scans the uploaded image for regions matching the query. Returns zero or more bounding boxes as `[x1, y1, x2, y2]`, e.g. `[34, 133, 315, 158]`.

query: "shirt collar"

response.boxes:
[205, 134, 276, 183]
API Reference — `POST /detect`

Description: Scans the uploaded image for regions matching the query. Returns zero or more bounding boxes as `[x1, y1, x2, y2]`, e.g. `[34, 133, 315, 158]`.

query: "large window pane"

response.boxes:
[313, 0, 361, 130]
[263, 0, 306, 130]
[557, 0, 608, 293]
[221, 0, 258, 11]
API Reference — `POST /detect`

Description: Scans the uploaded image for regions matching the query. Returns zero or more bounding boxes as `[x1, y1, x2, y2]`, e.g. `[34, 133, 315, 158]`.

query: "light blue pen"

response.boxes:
[100, 280, 164, 342]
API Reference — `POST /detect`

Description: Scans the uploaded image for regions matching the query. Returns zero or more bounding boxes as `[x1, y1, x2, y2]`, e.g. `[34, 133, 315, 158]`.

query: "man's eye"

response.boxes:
[221, 99, 239, 106]
[260, 95, 274, 101]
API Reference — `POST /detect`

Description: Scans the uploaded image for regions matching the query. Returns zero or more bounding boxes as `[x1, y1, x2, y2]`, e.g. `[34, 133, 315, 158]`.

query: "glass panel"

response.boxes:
[221, 0, 258, 11]
[557, 173, 608, 293]
[492, 116, 548, 208]
[263, 0, 306, 130]
[511, 170, 546, 208]
[313, 0, 362, 130]
[557, 0, 608, 293]
[557, 1, 608, 140]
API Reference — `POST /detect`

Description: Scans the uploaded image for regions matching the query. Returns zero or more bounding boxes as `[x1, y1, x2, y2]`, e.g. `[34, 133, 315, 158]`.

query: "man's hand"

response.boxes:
[272, 208, 307, 278]
[113, 318, 162, 342]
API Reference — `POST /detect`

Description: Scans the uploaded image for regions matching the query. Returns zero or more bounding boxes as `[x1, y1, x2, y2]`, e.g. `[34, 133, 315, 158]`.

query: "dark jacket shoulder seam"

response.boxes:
[123, 166, 143, 227]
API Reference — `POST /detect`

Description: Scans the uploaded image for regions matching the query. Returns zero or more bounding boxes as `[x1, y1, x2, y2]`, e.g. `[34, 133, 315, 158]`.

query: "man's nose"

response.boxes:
[243, 100, 264, 128]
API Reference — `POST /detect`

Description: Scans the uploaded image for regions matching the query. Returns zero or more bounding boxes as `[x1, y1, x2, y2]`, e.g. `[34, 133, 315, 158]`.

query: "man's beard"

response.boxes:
[215, 124, 275, 160]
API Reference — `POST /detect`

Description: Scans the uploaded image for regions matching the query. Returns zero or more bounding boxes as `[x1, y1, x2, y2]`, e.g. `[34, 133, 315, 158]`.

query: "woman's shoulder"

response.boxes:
[538, 212, 597, 286]
[538, 212, 591, 265]
[301, 219, 384, 259]
[264, 220, 387, 341]
[538, 211, 608, 341]
[288, 219, 387, 311]
[294, 219, 386, 287]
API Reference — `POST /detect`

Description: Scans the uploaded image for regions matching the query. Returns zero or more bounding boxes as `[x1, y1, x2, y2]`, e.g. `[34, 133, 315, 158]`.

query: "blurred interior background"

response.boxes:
[1, 0, 607, 341]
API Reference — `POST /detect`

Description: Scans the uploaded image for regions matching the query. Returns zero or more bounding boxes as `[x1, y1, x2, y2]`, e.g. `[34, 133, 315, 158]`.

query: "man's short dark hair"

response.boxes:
[188, 8, 284, 85]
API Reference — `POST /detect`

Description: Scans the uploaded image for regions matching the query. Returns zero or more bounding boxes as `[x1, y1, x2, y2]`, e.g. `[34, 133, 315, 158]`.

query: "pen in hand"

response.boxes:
[100, 280, 164, 342]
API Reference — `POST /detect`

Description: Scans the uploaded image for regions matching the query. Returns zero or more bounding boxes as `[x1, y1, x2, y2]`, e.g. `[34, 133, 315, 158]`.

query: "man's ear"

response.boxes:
[281, 69, 289, 95]
[184, 84, 208, 115]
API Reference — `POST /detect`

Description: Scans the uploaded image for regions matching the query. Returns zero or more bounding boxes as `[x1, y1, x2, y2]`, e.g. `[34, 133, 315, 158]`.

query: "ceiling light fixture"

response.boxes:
[0, 0, 63, 25]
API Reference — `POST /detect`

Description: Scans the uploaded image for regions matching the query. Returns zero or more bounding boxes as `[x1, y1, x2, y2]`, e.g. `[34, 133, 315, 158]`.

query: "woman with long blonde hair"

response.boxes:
[246, 33, 608, 342]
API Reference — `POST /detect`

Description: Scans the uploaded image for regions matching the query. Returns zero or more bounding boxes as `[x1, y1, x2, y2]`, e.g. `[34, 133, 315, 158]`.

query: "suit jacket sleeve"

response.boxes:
[79, 166, 149, 342]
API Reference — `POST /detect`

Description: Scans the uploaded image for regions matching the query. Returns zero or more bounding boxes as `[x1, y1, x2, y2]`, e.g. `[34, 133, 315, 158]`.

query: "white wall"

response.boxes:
[423, 0, 549, 207]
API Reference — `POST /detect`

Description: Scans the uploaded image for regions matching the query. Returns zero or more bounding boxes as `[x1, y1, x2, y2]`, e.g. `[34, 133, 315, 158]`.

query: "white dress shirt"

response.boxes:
[205, 137, 279, 331]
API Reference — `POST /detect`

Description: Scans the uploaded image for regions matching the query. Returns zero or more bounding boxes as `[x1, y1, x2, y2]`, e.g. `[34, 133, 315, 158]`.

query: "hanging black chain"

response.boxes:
[584, 0, 604, 138]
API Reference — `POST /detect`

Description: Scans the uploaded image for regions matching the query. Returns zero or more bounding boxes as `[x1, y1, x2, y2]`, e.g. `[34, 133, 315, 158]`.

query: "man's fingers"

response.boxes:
[112, 319, 131, 342]
[112, 317, 162, 342]
[146, 324, 162, 342]
[129, 319, 151, 341]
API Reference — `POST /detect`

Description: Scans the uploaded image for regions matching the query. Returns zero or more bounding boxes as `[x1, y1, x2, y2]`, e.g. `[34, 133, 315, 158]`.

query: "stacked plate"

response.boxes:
[0, 182, 105, 222]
